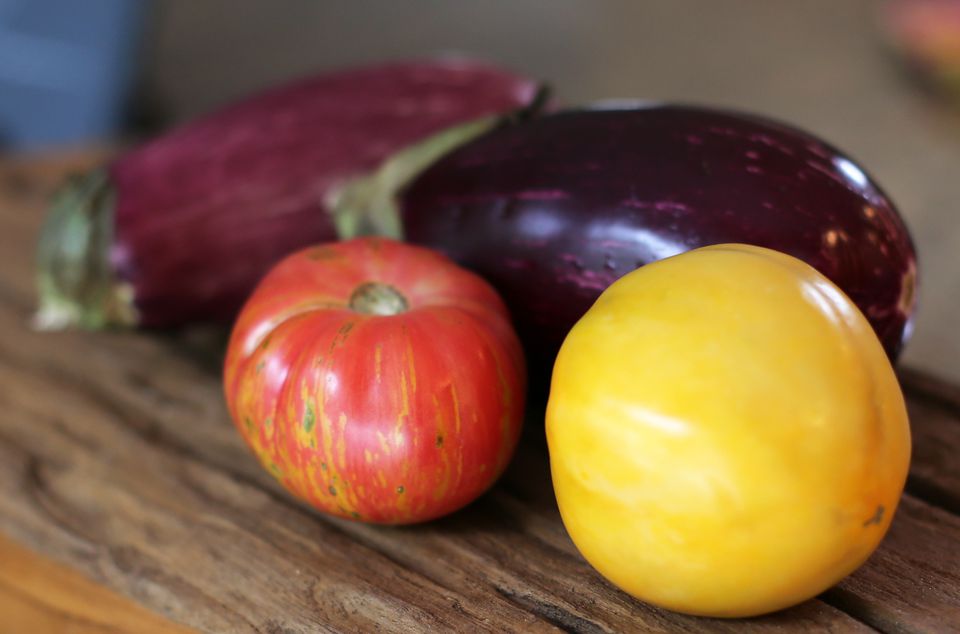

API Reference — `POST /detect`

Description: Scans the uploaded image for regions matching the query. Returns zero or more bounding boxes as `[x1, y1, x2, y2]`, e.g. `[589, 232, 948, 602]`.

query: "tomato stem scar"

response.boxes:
[349, 282, 409, 315]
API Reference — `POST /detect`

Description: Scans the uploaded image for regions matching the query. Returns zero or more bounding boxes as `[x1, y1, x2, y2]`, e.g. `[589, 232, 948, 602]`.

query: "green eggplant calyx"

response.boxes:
[34, 168, 138, 330]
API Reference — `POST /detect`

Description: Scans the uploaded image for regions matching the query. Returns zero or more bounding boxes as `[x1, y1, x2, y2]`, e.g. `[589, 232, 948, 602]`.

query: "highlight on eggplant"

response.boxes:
[395, 105, 918, 364]
[34, 58, 544, 330]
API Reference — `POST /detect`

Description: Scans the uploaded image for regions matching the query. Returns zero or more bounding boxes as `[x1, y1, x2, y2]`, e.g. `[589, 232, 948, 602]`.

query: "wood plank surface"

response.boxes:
[901, 368, 960, 515]
[1, 155, 959, 632]
[0, 533, 193, 634]
[826, 367, 960, 632]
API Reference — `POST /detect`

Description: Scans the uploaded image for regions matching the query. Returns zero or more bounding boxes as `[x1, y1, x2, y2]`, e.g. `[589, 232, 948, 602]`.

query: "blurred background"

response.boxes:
[1, 0, 958, 379]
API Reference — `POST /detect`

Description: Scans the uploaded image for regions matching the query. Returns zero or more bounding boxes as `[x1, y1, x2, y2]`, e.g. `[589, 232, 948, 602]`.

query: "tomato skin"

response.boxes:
[546, 244, 910, 617]
[224, 238, 525, 524]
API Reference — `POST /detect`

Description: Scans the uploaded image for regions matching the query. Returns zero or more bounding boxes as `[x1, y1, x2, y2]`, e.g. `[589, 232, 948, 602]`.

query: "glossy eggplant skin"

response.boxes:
[400, 106, 917, 365]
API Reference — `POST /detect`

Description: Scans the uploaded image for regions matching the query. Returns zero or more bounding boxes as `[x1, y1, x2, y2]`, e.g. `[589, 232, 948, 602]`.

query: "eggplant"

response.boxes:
[395, 106, 918, 364]
[35, 58, 542, 329]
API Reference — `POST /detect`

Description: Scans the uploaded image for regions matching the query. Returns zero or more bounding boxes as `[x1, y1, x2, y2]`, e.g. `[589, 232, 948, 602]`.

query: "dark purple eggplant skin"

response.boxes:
[399, 106, 918, 365]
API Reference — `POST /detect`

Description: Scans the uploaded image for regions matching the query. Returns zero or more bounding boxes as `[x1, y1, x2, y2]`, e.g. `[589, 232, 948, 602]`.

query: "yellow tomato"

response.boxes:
[546, 244, 910, 618]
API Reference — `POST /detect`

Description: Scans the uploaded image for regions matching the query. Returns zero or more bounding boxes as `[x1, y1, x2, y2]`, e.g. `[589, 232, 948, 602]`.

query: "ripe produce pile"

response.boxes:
[35, 58, 917, 618]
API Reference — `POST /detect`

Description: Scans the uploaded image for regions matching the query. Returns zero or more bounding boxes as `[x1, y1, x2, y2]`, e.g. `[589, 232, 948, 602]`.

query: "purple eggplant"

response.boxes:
[396, 105, 918, 363]
[35, 58, 542, 329]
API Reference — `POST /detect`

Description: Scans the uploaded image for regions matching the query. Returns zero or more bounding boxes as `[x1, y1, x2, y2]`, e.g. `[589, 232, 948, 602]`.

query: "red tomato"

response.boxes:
[224, 238, 526, 524]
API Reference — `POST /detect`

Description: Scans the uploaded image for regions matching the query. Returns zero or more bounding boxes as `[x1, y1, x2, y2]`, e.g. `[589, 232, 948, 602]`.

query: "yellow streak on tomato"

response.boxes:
[304, 457, 325, 509]
[432, 394, 451, 502]
[336, 412, 349, 472]
[450, 384, 462, 437]
[311, 318, 356, 513]
[338, 479, 359, 518]
[449, 385, 464, 487]
[279, 394, 300, 485]
[395, 371, 411, 443]
[294, 382, 313, 450]
[364, 449, 373, 464]
[374, 344, 383, 384]
[400, 458, 411, 498]
[376, 430, 391, 456]
[318, 381, 334, 464]
[377, 470, 387, 488]
[316, 388, 345, 515]
[276, 395, 294, 470]
[392, 368, 413, 472]
[263, 409, 277, 442]
[236, 364, 264, 457]
[433, 469, 451, 503]
[405, 336, 418, 393]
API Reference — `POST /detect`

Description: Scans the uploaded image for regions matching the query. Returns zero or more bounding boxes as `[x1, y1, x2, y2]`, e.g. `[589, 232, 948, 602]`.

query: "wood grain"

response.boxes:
[0, 533, 193, 634]
[828, 497, 960, 634]
[900, 368, 960, 515]
[1, 155, 958, 632]
[0, 292, 864, 633]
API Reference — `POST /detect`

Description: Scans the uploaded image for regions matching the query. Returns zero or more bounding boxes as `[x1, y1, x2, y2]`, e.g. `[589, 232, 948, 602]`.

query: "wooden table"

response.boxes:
[1, 154, 959, 633]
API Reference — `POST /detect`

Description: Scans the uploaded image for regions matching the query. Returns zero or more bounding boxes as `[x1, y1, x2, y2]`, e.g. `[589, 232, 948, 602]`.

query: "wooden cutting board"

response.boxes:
[1, 153, 958, 633]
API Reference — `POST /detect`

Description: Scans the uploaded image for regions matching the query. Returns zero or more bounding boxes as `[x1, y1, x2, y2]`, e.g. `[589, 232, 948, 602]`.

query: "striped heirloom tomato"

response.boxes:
[224, 238, 525, 524]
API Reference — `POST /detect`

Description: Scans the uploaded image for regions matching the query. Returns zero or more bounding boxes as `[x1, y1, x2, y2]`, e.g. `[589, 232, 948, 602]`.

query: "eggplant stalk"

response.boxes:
[330, 84, 550, 240]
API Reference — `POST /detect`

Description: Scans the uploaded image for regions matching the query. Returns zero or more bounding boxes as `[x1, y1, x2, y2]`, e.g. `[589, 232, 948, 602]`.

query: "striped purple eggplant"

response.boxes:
[35, 59, 541, 329]
[394, 106, 918, 364]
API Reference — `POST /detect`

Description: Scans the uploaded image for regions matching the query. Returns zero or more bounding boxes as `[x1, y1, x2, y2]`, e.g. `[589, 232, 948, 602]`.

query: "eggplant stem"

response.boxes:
[328, 83, 551, 241]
